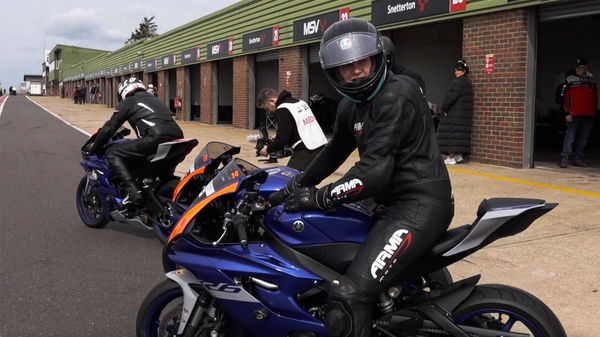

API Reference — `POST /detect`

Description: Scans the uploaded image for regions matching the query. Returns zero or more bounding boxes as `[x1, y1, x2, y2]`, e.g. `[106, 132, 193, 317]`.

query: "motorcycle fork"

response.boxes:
[165, 269, 202, 336]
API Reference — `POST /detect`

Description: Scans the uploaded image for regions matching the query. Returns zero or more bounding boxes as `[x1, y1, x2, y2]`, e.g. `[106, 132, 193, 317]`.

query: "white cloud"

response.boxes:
[45, 8, 124, 47]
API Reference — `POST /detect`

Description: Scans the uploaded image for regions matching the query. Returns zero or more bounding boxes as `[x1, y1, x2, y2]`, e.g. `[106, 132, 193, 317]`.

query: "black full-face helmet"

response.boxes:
[117, 77, 146, 102]
[319, 18, 387, 103]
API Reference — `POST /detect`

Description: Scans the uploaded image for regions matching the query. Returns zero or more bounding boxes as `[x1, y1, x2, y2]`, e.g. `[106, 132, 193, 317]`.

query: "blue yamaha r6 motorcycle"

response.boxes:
[137, 159, 566, 337]
[76, 127, 198, 241]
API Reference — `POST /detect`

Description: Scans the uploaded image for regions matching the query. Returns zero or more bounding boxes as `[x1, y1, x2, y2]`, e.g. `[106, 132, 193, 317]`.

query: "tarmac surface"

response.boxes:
[9, 95, 600, 336]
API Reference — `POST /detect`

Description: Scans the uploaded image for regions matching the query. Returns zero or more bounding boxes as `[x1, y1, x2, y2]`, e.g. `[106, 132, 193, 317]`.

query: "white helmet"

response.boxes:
[118, 77, 146, 101]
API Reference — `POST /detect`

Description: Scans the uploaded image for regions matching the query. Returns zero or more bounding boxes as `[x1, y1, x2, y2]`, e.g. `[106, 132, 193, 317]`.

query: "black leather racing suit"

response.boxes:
[89, 91, 183, 196]
[298, 72, 454, 337]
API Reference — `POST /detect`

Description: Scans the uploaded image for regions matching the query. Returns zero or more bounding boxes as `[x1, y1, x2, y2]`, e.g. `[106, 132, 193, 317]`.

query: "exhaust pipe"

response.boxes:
[110, 210, 152, 230]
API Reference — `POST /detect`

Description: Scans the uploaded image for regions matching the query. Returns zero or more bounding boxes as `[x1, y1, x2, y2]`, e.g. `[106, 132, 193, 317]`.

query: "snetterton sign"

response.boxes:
[242, 26, 280, 52]
[371, 0, 466, 25]
[181, 48, 200, 64]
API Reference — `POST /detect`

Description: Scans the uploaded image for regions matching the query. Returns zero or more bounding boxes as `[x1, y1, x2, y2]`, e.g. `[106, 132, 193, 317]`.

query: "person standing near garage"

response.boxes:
[559, 57, 597, 168]
[257, 88, 328, 171]
[437, 59, 473, 165]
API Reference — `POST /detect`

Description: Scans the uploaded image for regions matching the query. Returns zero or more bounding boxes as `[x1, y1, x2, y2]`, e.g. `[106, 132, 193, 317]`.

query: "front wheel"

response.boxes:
[453, 284, 567, 337]
[76, 176, 110, 228]
[136, 279, 232, 337]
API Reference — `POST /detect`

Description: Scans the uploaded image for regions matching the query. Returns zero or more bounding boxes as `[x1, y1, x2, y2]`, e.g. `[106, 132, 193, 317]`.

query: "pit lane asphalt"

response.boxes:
[0, 95, 164, 336]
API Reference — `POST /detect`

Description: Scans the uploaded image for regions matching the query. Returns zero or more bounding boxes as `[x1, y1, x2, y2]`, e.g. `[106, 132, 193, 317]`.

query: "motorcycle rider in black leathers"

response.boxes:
[87, 78, 183, 204]
[272, 19, 454, 337]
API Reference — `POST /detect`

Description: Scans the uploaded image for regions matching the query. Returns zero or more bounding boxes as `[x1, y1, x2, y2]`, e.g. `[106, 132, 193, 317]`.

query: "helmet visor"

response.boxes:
[319, 32, 381, 69]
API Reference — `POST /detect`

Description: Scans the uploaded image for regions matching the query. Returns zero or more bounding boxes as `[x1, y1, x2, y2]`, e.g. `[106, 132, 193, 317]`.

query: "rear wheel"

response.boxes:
[76, 176, 110, 228]
[453, 284, 567, 337]
[152, 179, 179, 242]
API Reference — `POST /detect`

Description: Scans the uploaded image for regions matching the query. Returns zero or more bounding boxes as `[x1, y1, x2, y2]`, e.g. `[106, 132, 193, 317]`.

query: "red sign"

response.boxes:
[273, 25, 280, 46]
[485, 54, 494, 74]
[450, 0, 467, 12]
[228, 39, 234, 55]
[340, 7, 351, 20]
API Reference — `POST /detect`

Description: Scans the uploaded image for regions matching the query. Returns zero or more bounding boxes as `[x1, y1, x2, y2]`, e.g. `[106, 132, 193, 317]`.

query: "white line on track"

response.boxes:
[0, 95, 9, 119]
[26, 96, 91, 136]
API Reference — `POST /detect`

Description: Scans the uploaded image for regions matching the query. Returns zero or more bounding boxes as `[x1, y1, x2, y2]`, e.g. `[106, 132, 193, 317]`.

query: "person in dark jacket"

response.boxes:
[256, 88, 327, 171]
[558, 57, 597, 168]
[271, 18, 453, 337]
[87, 78, 183, 204]
[79, 85, 87, 105]
[437, 59, 473, 165]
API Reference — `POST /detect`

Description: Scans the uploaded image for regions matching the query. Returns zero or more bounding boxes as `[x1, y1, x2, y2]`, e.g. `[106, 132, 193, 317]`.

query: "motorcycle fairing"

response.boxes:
[167, 182, 239, 243]
[166, 240, 329, 336]
[171, 166, 205, 202]
[171, 141, 240, 203]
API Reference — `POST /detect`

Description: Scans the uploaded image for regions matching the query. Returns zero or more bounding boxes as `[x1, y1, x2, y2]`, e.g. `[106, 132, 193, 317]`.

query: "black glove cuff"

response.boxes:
[315, 185, 333, 210]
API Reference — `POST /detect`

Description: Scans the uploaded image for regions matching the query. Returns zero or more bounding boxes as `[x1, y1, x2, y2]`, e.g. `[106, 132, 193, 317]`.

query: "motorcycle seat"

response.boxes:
[476, 198, 545, 219]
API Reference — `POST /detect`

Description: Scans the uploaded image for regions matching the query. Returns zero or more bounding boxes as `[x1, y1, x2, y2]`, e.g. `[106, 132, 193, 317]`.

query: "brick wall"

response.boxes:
[176, 67, 188, 120]
[111, 77, 119, 108]
[233, 55, 252, 128]
[200, 62, 215, 124]
[279, 46, 304, 98]
[143, 73, 151, 87]
[463, 8, 529, 168]
[157, 71, 166, 103]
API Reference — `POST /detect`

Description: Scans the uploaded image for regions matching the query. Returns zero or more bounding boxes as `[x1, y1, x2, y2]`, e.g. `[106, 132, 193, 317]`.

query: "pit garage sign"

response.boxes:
[372, 0, 467, 26]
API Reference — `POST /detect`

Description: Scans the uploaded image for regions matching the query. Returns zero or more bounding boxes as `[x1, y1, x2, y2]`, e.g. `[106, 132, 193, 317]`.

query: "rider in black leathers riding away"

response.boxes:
[88, 78, 183, 204]
[273, 18, 454, 337]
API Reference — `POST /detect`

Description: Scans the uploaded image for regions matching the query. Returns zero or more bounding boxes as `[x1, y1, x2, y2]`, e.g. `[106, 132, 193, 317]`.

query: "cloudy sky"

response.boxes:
[0, 0, 240, 89]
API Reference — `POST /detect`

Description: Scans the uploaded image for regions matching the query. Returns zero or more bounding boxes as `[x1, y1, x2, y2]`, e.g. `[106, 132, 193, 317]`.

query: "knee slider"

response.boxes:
[325, 301, 352, 337]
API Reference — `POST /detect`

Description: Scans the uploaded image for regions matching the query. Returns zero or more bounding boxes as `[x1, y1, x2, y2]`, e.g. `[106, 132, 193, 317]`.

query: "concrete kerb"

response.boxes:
[28, 96, 600, 337]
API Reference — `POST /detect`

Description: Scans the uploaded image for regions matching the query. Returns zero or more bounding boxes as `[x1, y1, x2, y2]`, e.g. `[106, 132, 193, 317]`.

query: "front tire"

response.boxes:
[137, 279, 233, 337]
[453, 284, 567, 337]
[136, 279, 183, 337]
[76, 176, 110, 228]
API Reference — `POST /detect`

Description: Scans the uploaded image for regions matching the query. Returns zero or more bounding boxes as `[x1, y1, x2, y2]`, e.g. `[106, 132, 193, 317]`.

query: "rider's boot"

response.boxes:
[325, 275, 374, 337]
[108, 155, 143, 206]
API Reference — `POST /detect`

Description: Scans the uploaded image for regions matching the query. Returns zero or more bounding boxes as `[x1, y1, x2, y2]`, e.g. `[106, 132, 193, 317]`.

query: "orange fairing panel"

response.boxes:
[172, 166, 206, 202]
[167, 182, 239, 244]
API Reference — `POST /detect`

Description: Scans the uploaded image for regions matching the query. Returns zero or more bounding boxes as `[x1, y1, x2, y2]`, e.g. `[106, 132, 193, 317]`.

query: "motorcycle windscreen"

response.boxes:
[168, 158, 261, 243]
[189, 141, 241, 172]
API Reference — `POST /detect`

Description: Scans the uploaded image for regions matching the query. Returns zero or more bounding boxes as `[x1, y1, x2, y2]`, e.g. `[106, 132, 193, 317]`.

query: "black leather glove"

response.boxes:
[284, 186, 332, 212]
[82, 143, 94, 156]
[269, 174, 303, 206]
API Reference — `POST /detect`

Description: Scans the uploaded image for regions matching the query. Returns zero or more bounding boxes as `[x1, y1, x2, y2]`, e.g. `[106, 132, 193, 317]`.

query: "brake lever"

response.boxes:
[212, 212, 232, 246]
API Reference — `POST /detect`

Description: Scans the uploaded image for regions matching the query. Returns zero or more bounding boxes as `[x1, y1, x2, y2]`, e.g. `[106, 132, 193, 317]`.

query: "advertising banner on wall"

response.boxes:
[293, 9, 350, 42]
[242, 27, 278, 52]
[181, 48, 200, 64]
[158, 54, 177, 68]
[145, 59, 156, 71]
[371, 0, 467, 26]
[132, 59, 143, 71]
[207, 39, 234, 59]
